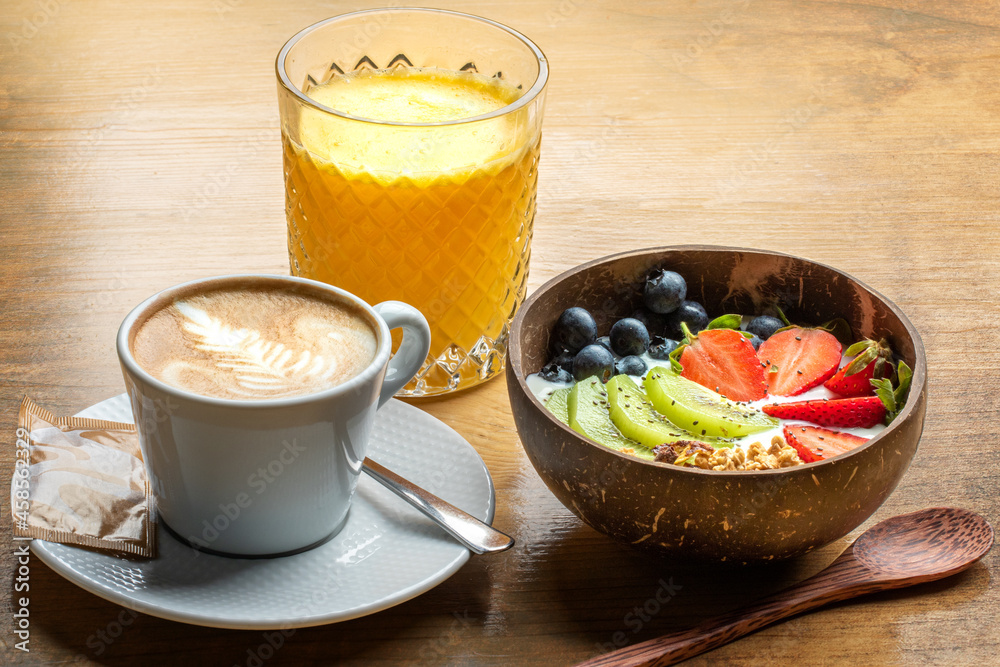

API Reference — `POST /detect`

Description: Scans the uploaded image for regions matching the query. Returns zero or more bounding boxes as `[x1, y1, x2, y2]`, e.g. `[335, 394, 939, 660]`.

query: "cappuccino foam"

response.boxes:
[131, 285, 378, 400]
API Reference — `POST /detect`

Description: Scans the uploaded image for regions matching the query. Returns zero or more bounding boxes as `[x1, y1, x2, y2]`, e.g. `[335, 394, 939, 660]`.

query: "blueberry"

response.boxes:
[538, 361, 574, 384]
[615, 355, 648, 377]
[664, 300, 709, 339]
[595, 335, 614, 355]
[572, 344, 615, 383]
[610, 318, 650, 357]
[747, 333, 764, 351]
[644, 269, 687, 314]
[648, 336, 680, 360]
[746, 315, 784, 341]
[550, 350, 575, 372]
[629, 308, 669, 336]
[552, 307, 598, 354]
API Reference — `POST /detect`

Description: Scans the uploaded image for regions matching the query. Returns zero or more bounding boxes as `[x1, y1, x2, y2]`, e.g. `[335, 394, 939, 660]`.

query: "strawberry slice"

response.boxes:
[783, 425, 869, 462]
[824, 338, 894, 397]
[763, 396, 887, 428]
[757, 327, 842, 396]
[678, 328, 767, 401]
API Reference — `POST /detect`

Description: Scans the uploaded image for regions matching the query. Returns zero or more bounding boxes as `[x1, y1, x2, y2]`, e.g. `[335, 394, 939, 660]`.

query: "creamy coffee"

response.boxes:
[131, 284, 378, 400]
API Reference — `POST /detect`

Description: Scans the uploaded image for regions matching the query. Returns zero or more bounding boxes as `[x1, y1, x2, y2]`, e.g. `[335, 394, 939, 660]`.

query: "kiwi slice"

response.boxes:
[568, 377, 653, 460]
[544, 387, 571, 425]
[644, 367, 777, 439]
[606, 375, 729, 450]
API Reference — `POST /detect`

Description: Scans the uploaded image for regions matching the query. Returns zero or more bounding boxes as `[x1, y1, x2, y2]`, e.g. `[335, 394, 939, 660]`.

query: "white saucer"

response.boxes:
[30, 393, 497, 629]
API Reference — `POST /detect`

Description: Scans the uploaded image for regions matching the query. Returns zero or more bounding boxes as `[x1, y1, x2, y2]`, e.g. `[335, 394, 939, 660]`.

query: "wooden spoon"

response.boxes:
[577, 507, 993, 667]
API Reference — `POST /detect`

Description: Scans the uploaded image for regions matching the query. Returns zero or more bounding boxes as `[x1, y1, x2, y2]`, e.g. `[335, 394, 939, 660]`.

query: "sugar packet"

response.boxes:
[12, 397, 155, 557]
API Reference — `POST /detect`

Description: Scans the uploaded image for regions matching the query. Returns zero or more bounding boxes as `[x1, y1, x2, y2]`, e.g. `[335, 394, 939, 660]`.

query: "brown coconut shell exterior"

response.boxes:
[507, 246, 927, 563]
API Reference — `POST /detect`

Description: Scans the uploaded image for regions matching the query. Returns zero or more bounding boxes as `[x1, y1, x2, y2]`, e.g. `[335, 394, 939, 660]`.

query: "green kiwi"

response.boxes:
[644, 367, 777, 439]
[544, 387, 571, 426]
[605, 375, 730, 450]
[567, 377, 653, 460]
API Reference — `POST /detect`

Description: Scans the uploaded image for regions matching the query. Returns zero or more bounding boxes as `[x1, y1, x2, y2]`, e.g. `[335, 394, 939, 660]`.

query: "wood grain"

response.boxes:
[1, 0, 998, 665]
[576, 508, 994, 667]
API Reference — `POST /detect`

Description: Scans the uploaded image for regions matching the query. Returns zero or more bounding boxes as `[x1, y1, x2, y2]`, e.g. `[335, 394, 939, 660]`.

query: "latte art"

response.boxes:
[131, 286, 378, 400]
[166, 301, 344, 396]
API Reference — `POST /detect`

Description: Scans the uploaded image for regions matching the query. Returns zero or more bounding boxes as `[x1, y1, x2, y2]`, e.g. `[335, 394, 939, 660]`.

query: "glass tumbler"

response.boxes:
[276, 8, 548, 397]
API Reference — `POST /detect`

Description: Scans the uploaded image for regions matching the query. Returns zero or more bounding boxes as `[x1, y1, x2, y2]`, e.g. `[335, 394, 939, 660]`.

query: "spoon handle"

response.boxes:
[576, 549, 884, 667]
[362, 457, 514, 554]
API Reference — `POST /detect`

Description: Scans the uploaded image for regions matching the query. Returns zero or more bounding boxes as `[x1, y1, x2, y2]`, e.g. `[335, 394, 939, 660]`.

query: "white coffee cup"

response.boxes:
[116, 274, 431, 557]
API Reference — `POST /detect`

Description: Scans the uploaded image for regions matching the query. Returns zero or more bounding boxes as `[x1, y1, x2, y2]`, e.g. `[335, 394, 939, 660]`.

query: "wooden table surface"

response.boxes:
[2, 0, 998, 664]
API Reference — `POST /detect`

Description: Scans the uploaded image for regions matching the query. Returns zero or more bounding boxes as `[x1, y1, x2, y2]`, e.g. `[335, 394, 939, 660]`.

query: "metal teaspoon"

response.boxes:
[362, 458, 514, 554]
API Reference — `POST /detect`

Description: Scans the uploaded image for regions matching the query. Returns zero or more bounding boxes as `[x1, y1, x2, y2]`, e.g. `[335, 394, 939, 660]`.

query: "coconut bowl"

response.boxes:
[507, 246, 926, 563]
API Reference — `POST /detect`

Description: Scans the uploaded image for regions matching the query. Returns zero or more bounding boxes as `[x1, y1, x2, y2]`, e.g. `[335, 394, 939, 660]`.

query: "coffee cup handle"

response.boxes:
[373, 301, 431, 407]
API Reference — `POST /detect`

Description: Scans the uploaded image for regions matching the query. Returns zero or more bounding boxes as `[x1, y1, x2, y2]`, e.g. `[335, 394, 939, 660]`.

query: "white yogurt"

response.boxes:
[525, 372, 571, 404]
[737, 381, 886, 448]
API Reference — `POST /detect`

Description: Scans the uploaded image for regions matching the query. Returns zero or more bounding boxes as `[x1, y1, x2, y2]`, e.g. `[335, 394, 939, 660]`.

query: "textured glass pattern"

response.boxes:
[284, 133, 539, 396]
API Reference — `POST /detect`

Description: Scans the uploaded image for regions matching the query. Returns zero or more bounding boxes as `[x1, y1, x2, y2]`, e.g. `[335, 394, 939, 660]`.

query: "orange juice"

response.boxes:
[282, 68, 540, 395]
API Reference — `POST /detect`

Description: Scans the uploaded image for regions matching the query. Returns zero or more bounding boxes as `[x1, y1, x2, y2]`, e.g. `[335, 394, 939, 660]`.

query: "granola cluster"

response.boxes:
[653, 436, 802, 471]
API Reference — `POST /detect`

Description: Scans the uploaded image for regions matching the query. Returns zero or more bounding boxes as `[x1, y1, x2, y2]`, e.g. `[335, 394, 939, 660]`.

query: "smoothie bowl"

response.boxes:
[506, 246, 926, 562]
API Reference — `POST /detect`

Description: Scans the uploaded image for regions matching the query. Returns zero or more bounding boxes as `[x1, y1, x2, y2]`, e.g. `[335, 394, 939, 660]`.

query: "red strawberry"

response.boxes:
[678, 328, 767, 401]
[783, 425, 869, 462]
[757, 327, 842, 396]
[824, 338, 894, 397]
[763, 396, 887, 428]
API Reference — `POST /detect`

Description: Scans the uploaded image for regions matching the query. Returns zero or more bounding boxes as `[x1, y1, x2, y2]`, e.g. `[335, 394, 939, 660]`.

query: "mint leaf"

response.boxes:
[872, 378, 897, 425]
[895, 361, 913, 406]
[820, 318, 854, 347]
[668, 343, 685, 373]
[872, 378, 896, 414]
[873, 361, 916, 426]
[842, 346, 878, 376]
[706, 314, 743, 330]
[844, 340, 871, 357]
